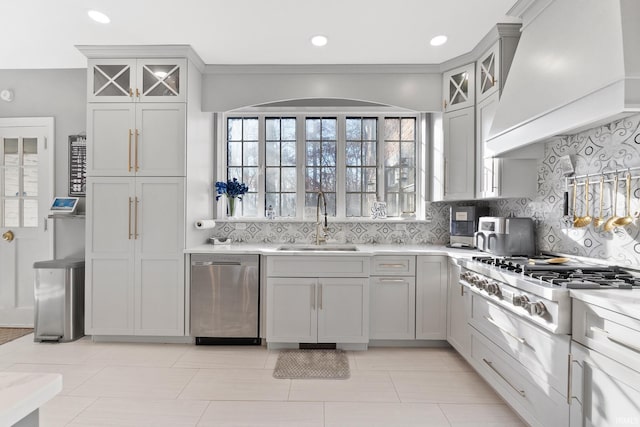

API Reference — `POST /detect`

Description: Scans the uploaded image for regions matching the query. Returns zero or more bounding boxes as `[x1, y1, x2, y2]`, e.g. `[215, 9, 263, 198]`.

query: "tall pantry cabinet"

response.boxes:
[79, 46, 211, 338]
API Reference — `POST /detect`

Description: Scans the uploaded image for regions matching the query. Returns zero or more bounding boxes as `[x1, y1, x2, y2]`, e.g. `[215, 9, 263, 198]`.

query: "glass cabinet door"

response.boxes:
[443, 63, 475, 112]
[88, 59, 136, 102]
[137, 59, 186, 103]
[477, 43, 501, 102]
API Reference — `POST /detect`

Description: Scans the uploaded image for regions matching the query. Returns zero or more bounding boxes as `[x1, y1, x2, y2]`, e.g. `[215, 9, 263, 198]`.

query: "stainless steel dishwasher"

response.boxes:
[190, 254, 260, 345]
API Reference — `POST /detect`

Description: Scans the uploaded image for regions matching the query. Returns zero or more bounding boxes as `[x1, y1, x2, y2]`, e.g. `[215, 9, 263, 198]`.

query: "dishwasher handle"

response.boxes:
[191, 261, 242, 266]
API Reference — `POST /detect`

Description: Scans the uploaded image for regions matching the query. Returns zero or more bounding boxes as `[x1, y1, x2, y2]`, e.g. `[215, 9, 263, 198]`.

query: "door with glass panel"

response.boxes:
[0, 119, 53, 326]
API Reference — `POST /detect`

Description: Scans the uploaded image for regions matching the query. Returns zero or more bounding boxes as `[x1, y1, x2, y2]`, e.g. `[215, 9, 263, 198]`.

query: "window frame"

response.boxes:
[216, 111, 426, 221]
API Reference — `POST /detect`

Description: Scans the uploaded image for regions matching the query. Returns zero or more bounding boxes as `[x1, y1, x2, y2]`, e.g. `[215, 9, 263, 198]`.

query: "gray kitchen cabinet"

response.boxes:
[265, 256, 370, 345]
[370, 256, 416, 340]
[442, 107, 475, 201]
[443, 63, 475, 112]
[85, 177, 185, 336]
[87, 58, 187, 103]
[87, 103, 186, 177]
[416, 255, 448, 339]
[446, 258, 470, 358]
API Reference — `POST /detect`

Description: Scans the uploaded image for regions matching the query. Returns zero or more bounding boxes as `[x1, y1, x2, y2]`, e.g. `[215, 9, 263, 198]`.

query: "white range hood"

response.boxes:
[487, 0, 640, 155]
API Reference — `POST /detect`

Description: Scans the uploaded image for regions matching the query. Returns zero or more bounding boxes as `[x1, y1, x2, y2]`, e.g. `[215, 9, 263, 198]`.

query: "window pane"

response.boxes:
[23, 167, 38, 197]
[321, 167, 336, 191]
[400, 193, 415, 215]
[401, 141, 415, 167]
[306, 119, 321, 140]
[3, 199, 19, 227]
[281, 168, 296, 192]
[346, 167, 361, 192]
[243, 118, 259, 141]
[4, 138, 19, 166]
[265, 141, 279, 166]
[306, 167, 321, 192]
[243, 141, 259, 166]
[281, 141, 296, 166]
[385, 141, 399, 167]
[346, 142, 361, 166]
[23, 138, 38, 166]
[228, 167, 243, 182]
[281, 193, 296, 217]
[321, 141, 336, 166]
[243, 167, 259, 192]
[322, 119, 336, 140]
[385, 118, 400, 140]
[364, 167, 377, 191]
[346, 193, 361, 217]
[228, 119, 243, 141]
[363, 142, 376, 166]
[346, 119, 361, 140]
[228, 141, 242, 166]
[401, 118, 415, 141]
[305, 192, 336, 217]
[282, 119, 296, 140]
[306, 141, 320, 166]
[265, 118, 280, 140]
[241, 193, 258, 217]
[23, 199, 38, 227]
[266, 168, 280, 192]
[4, 167, 19, 196]
[363, 119, 377, 140]
[385, 193, 399, 217]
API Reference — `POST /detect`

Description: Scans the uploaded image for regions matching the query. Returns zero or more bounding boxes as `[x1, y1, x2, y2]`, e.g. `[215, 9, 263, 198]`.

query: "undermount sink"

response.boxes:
[277, 244, 358, 252]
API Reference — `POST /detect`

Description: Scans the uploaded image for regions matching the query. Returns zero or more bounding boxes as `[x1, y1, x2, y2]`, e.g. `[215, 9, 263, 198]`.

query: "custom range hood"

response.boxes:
[487, 0, 640, 155]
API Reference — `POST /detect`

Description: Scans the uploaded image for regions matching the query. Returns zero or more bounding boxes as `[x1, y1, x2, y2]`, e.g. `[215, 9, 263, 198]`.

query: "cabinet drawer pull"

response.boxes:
[591, 326, 640, 354]
[128, 197, 133, 239]
[483, 358, 526, 397]
[128, 129, 133, 172]
[379, 278, 406, 283]
[484, 315, 527, 346]
[379, 263, 406, 268]
[460, 284, 464, 296]
[567, 353, 572, 405]
[318, 284, 323, 310]
[134, 197, 139, 239]
[311, 285, 315, 310]
[134, 129, 140, 171]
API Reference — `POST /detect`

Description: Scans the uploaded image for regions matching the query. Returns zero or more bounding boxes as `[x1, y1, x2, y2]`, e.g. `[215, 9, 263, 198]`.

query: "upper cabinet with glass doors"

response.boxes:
[88, 58, 187, 103]
[442, 63, 475, 112]
[476, 43, 500, 103]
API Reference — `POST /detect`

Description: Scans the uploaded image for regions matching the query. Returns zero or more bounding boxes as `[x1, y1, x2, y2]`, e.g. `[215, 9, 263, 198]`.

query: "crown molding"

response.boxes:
[204, 63, 441, 75]
[75, 44, 205, 73]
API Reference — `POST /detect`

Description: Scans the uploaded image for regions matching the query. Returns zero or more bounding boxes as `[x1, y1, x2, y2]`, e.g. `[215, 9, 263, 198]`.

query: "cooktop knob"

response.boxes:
[529, 301, 547, 316]
[486, 283, 500, 296]
[514, 295, 529, 307]
[478, 279, 489, 290]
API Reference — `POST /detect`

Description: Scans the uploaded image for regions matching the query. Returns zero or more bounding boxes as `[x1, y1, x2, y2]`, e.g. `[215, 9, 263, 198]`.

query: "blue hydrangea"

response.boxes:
[215, 178, 249, 200]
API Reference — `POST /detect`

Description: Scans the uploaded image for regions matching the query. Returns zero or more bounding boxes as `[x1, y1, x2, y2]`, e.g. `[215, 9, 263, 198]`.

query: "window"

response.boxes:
[1, 137, 39, 227]
[223, 114, 419, 219]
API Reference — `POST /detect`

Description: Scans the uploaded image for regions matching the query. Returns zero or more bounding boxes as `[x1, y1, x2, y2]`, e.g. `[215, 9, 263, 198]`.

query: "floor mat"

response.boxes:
[0, 328, 33, 345]
[273, 349, 350, 379]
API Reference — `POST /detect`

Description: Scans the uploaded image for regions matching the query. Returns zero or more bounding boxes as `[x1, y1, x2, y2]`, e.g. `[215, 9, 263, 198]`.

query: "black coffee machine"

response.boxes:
[449, 206, 489, 248]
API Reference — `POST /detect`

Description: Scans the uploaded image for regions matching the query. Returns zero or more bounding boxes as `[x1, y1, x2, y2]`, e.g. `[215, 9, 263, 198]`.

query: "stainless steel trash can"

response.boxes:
[33, 259, 85, 342]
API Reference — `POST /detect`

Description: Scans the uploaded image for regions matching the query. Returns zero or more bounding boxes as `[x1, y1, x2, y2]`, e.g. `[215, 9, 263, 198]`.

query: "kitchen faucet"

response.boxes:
[316, 191, 328, 245]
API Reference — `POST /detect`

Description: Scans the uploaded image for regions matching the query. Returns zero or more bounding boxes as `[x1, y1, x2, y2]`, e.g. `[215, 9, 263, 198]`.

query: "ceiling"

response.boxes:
[1, 0, 520, 70]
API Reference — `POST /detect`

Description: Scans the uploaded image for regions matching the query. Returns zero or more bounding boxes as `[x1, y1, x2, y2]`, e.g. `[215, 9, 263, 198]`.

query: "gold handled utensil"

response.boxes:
[613, 173, 633, 227]
[593, 176, 605, 227]
[604, 174, 620, 232]
[574, 177, 592, 227]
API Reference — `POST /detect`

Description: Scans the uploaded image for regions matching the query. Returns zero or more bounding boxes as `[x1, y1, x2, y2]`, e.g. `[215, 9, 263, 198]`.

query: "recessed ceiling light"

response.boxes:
[311, 35, 328, 47]
[88, 10, 110, 24]
[430, 35, 448, 46]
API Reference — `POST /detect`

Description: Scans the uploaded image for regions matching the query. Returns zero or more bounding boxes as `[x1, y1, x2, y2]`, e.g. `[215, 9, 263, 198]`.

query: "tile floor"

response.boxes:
[0, 335, 527, 426]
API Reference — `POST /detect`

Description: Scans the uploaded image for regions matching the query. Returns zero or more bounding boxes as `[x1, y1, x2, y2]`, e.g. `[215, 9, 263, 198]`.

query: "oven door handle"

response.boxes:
[484, 315, 528, 346]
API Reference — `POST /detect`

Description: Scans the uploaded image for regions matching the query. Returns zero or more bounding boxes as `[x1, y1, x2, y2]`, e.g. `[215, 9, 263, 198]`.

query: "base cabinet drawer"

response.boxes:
[267, 256, 369, 277]
[470, 293, 570, 395]
[471, 330, 569, 427]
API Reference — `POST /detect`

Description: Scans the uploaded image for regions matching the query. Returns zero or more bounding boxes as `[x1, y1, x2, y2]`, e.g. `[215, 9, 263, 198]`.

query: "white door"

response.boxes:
[0, 118, 54, 327]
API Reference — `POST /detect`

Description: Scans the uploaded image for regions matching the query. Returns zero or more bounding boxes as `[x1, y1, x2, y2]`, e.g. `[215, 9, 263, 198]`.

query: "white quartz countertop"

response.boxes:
[0, 372, 62, 426]
[185, 243, 483, 259]
[571, 289, 640, 321]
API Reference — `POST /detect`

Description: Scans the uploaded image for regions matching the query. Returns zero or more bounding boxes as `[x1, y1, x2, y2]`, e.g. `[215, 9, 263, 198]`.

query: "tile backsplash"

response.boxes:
[210, 114, 640, 265]
[491, 114, 640, 266]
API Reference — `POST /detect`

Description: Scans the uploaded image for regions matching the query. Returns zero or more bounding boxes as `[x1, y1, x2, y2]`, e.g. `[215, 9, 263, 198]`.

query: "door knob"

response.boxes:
[2, 230, 14, 242]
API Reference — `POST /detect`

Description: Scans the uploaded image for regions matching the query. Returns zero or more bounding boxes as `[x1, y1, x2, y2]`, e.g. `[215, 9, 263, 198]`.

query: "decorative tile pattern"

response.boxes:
[491, 114, 640, 265]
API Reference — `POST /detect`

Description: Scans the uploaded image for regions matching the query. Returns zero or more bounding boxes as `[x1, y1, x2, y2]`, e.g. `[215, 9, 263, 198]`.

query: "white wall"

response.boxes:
[0, 69, 87, 258]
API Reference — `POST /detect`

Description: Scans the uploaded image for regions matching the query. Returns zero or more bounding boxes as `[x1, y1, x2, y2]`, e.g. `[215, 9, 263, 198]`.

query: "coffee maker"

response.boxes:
[449, 206, 489, 248]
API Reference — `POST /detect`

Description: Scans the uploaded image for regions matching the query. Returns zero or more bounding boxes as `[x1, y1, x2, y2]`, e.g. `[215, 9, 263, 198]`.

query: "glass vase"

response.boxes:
[227, 197, 237, 217]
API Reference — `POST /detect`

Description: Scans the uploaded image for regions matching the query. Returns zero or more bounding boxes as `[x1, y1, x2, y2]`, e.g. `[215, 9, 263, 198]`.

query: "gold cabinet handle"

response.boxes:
[135, 88, 140, 98]
[134, 129, 139, 171]
[134, 197, 139, 239]
[129, 87, 133, 97]
[128, 129, 133, 172]
[128, 197, 133, 239]
[443, 99, 447, 110]
[2, 230, 14, 242]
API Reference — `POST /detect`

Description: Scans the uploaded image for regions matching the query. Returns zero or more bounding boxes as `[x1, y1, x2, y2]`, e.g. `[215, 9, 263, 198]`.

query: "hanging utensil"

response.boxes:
[574, 176, 592, 227]
[604, 174, 620, 232]
[593, 176, 605, 227]
[614, 173, 633, 227]
[571, 180, 578, 225]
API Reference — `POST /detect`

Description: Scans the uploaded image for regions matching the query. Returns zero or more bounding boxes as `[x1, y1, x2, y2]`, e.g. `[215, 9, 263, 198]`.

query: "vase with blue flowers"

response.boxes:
[215, 178, 248, 217]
